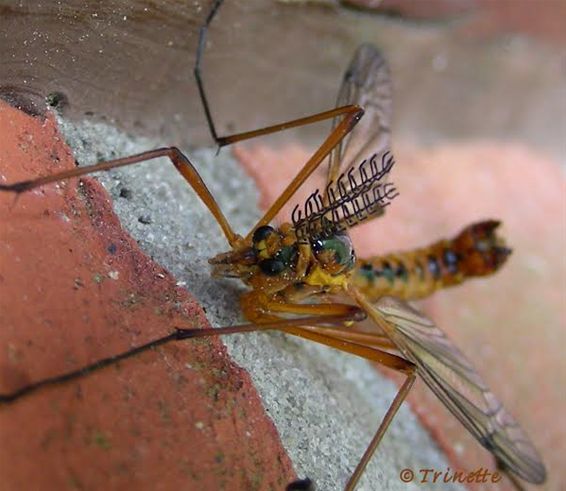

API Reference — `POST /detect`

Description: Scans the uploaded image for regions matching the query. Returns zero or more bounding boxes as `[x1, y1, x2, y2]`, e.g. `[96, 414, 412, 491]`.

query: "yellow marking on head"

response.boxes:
[256, 240, 270, 259]
[305, 265, 348, 288]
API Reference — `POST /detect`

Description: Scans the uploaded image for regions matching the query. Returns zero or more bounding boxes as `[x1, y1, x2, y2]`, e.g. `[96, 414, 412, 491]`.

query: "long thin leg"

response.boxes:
[192, 304, 413, 491]
[193, 0, 367, 240]
[1, 104, 363, 246]
[250, 296, 396, 349]
[194, 0, 225, 144]
[3, 0, 361, 245]
[0, 147, 239, 246]
[254, 322, 416, 489]
[217, 106, 362, 147]
[5, 0, 363, 248]
[194, 0, 365, 232]
[193, 101, 363, 238]
[0, 307, 364, 404]
[193, 0, 362, 149]
[296, 325, 396, 350]
[244, 295, 417, 490]
[248, 104, 363, 237]
[345, 372, 416, 491]
[2, 290, 414, 491]
[269, 326, 416, 491]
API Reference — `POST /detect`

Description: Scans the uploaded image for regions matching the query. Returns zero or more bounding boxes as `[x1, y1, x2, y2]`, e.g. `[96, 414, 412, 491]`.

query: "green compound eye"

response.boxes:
[311, 233, 355, 274]
[258, 258, 285, 276]
[258, 246, 297, 276]
[274, 245, 297, 267]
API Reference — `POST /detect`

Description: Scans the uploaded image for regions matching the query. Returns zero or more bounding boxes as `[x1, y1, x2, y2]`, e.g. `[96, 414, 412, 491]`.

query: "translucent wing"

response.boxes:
[363, 295, 546, 484]
[291, 46, 395, 241]
[326, 44, 392, 190]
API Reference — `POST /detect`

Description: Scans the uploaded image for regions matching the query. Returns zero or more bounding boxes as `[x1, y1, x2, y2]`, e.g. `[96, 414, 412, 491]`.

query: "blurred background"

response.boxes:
[1, 1, 564, 490]
[1, 0, 564, 162]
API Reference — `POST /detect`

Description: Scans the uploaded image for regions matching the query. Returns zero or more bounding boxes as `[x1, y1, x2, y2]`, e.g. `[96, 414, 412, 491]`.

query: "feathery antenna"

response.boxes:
[292, 151, 398, 241]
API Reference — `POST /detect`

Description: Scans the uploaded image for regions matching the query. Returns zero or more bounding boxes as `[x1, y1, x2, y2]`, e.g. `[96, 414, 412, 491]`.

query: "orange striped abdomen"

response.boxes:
[351, 220, 511, 301]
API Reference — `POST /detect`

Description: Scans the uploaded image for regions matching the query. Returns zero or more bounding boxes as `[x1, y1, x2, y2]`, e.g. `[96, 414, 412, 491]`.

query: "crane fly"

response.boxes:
[0, 1, 546, 490]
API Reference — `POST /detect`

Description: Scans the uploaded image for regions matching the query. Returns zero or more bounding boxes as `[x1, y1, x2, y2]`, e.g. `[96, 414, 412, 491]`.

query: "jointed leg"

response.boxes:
[345, 371, 415, 491]
[270, 328, 415, 491]
[248, 104, 363, 235]
[194, 0, 365, 235]
[243, 296, 416, 491]
[295, 325, 396, 350]
[0, 147, 239, 246]
[4, 0, 363, 250]
[1, 286, 414, 491]
[194, 0, 363, 149]
[252, 296, 396, 349]
[194, 0, 225, 144]
[1, 103, 363, 247]
[0, 307, 363, 404]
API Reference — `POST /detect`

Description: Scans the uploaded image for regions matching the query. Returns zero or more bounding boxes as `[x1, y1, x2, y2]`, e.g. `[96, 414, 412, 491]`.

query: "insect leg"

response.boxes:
[194, 0, 366, 232]
[194, 0, 225, 144]
[292, 325, 396, 350]
[254, 299, 396, 349]
[247, 104, 364, 236]
[215, 105, 363, 147]
[288, 368, 416, 491]
[0, 147, 238, 246]
[194, 0, 362, 149]
[0, 309, 363, 404]
[345, 371, 415, 491]
[213, 102, 364, 241]
[269, 329, 415, 491]
[241, 295, 416, 491]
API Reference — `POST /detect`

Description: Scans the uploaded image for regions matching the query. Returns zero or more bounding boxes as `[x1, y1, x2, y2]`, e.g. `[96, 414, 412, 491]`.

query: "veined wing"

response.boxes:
[326, 44, 392, 191]
[357, 294, 546, 484]
[291, 45, 395, 241]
